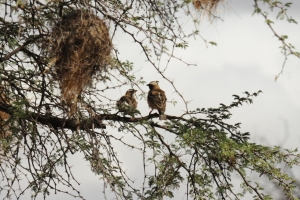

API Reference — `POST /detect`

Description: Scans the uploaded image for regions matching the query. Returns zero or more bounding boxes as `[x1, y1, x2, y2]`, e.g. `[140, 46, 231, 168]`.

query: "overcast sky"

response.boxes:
[71, 0, 300, 199]
[3, 0, 300, 199]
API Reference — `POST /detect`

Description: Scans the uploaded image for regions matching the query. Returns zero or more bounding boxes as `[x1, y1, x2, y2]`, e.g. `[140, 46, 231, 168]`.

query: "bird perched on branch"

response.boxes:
[147, 81, 167, 120]
[117, 89, 138, 113]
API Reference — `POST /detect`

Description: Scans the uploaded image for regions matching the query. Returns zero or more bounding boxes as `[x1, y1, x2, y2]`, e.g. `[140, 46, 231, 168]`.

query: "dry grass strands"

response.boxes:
[192, 0, 224, 17]
[50, 10, 112, 115]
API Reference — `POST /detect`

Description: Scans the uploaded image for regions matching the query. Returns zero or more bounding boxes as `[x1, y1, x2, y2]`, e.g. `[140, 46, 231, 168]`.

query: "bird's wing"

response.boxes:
[117, 95, 132, 107]
[149, 89, 166, 109]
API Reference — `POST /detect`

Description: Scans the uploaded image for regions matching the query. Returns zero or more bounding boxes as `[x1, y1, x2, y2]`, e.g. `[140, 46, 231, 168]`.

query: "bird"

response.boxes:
[147, 81, 167, 120]
[116, 89, 138, 113]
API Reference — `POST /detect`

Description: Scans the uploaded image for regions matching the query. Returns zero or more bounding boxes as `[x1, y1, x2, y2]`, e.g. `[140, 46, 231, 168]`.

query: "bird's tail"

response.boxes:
[159, 114, 167, 120]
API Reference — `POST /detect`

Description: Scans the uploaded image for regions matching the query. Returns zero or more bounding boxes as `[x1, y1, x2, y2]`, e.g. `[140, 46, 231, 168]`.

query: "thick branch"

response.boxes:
[0, 103, 185, 131]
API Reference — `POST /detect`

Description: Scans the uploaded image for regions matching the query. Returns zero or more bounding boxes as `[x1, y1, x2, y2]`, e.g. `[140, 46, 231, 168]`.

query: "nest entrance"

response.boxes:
[50, 10, 112, 114]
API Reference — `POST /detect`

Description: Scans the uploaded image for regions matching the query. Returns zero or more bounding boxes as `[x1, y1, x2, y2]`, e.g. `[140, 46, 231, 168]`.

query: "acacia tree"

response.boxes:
[0, 0, 299, 199]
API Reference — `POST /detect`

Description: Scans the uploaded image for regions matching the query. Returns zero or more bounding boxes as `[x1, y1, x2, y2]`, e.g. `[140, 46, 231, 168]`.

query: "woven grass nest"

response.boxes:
[50, 10, 112, 114]
[192, 0, 223, 15]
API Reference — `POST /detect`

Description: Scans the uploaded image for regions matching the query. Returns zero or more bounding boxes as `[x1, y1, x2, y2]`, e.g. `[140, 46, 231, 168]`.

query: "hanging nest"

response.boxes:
[192, 0, 224, 17]
[50, 10, 113, 115]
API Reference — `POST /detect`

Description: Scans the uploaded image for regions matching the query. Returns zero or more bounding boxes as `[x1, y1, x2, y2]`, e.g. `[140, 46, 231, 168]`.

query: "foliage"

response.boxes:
[252, 0, 300, 79]
[0, 0, 299, 200]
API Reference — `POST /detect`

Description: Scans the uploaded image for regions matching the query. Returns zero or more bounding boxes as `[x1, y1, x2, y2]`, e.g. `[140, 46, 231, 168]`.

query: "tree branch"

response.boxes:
[0, 103, 189, 131]
[0, 34, 45, 63]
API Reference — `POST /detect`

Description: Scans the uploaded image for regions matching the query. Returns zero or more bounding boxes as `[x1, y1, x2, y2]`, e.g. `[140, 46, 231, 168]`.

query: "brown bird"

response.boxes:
[147, 81, 167, 120]
[117, 89, 138, 112]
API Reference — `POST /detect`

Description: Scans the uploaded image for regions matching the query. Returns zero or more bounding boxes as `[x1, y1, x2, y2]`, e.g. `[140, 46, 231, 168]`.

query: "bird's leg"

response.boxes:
[149, 109, 153, 115]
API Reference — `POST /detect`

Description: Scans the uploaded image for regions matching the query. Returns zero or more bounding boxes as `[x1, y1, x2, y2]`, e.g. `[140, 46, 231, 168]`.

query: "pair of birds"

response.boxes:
[116, 81, 167, 120]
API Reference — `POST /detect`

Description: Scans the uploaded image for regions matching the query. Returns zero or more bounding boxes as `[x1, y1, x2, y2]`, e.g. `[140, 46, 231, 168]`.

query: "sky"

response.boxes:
[111, 0, 300, 147]
[2, 0, 300, 199]
[66, 0, 300, 199]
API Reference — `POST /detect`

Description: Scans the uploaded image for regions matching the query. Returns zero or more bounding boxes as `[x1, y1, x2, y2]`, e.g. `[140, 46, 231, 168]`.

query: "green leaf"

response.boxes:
[209, 41, 217, 46]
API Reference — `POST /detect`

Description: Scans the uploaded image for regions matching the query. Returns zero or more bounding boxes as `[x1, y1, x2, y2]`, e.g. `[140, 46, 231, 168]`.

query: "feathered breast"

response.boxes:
[147, 89, 167, 112]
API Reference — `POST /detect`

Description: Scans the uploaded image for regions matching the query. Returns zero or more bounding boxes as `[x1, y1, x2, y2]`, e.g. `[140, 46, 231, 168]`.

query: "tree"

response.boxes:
[0, 0, 299, 199]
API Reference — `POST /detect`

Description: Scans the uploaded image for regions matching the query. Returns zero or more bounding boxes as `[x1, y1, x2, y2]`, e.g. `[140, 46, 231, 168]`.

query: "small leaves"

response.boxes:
[175, 41, 188, 49]
[209, 41, 217, 46]
[280, 35, 288, 41]
[287, 17, 297, 24]
[266, 19, 274, 25]
[253, 0, 299, 79]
